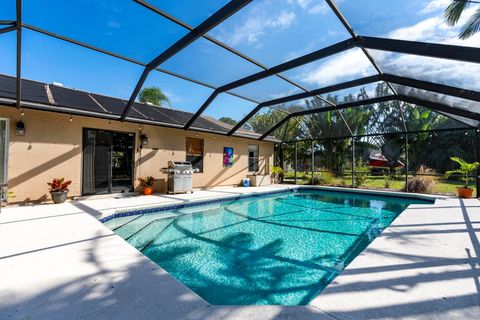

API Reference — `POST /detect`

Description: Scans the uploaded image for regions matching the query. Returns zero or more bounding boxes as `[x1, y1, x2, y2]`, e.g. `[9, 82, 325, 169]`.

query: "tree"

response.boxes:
[248, 104, 303, 141]
[139, 87, 169, 106]
[445, 0, 480, 39]
[219, 117, 238, 126]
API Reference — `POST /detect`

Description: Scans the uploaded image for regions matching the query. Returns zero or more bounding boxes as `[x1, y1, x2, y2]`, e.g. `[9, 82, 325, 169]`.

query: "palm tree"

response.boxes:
[445, 0, 480, 39]
[139, 87, 169, 106]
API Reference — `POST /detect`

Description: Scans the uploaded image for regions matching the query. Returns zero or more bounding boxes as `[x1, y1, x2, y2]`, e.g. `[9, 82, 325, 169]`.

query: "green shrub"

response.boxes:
[310, 170, 334, 185]
[354, 162, 369, 187]
[271, 166, 284, 183]
[383, 175, 391, 188]
[445, 156, 480, 188]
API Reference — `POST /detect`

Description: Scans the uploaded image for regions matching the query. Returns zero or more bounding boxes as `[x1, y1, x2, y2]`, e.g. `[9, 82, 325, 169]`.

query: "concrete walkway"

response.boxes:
[0, 186, 479, 319]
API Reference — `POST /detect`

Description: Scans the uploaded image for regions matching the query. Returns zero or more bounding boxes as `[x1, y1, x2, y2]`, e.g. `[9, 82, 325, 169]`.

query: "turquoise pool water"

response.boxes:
[104, 189, 431, 305]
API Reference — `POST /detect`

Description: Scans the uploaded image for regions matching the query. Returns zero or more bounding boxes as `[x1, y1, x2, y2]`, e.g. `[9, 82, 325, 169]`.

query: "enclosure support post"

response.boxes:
[279, 143, 284, 170]
[311, 140, 315, 185]
[16, 0, 22, 109]
[351, 137, 355, 188]
[405, 133, 409, 192]
[476, 130, 480, 198]
[294, 142, 298, 185]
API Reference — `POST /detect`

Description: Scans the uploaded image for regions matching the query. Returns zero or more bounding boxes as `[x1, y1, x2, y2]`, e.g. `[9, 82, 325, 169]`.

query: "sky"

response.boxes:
[0, 0, 479, 122]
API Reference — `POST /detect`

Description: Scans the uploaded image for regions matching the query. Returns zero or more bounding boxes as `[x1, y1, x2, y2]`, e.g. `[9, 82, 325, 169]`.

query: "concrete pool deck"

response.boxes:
[0, 185, 479, 319]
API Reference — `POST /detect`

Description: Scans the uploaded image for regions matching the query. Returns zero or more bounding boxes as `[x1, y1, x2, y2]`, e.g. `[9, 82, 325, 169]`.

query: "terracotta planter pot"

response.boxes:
[457, 187, 474, 199]
[143, 187, 153, 196]
[51, 191, 68, 204]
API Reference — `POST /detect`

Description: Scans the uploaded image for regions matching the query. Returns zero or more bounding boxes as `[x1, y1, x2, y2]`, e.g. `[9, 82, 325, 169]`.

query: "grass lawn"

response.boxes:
[284, 171, 474, 196]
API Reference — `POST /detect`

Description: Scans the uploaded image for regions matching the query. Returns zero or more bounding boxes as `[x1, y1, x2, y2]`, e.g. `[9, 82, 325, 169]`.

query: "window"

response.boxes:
[248, 144, 259, 172]
[0, 119, 8, 201]
[186, 137, 204, 173]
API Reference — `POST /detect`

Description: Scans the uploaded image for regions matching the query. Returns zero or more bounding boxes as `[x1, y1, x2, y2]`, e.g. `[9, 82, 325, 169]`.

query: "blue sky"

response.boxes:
[0, 0, 478, 122]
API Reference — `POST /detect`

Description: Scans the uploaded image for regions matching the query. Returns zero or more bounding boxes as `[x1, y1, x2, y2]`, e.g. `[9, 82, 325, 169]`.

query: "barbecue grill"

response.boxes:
[162, 161, 194, 194]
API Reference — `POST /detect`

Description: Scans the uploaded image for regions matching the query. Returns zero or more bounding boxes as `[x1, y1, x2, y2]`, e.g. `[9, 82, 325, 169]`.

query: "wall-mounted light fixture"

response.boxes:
[16, 121, 25, 136]
[140, 134, 149, 146]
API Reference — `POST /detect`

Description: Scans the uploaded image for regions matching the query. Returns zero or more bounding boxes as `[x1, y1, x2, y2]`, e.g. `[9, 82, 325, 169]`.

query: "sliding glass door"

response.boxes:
[82, 129, 134, 195]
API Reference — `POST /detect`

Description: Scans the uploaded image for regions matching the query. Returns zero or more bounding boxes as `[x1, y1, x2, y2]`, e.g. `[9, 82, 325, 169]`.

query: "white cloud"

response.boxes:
[296, 0, 312, 9]
[388, 6, 479, 45]
[373, 6, 480, 91]
[388, 17, 448, 42]
[378, 50, 480, 90]
[420, 0, 451, 14]
[298, 48, 375, 87]
[297, 4, 480, 90]
[266, 11, 296, 28]
[269, 87, 301, 99]
[287, 0, 329, 15]
[218, 9, 296, 46]
[287, 0, 311, 9]
[106, 20, 121, 28]
[308, 3, 329, 15]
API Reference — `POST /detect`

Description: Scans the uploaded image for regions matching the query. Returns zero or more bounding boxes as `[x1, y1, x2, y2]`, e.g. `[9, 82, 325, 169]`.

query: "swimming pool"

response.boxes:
[104, 189, 432, 305]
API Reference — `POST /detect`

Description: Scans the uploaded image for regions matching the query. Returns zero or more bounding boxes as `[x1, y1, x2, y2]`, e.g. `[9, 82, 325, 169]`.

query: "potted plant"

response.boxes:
[445, 157, 480, 198]
[271, 166, 284, 184]
[47, 178, 72, 204]
[138, 176, 155, 195]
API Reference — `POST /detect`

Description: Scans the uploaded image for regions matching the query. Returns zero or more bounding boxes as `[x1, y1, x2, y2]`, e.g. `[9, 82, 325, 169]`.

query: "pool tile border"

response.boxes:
[99, 186, 435, 223]
[99, 188, 290, 223]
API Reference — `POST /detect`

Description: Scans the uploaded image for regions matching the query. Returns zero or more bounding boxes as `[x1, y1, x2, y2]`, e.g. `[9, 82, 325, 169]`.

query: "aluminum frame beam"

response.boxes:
[397, 95, 480, 121]
[259, 96, 396, 140]
[282, 127, 476, 144]
[383, 74, 480, 102]
[229, 73, 480, 136]
[190, 35, 480, 132]
[357, 36, 480, 64]
[134, 1, 345, 139]
[15, 0, 21, 109]
[0, 24, 16, 35]
[227, 75, 381, 135]
[121, 0, 252, 121]
[325, 0, 407, 132]
[184, 38, 356, 129]
[133, 0, 312, 92]
[22, 24, 259, 104]
[258, 94, 480, 141]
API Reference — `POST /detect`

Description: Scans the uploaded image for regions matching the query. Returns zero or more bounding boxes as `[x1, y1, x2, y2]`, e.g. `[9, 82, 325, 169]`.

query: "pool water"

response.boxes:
[104, 189, 431, 305]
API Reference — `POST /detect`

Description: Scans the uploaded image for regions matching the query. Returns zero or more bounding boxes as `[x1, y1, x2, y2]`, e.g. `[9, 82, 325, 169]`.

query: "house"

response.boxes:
[0, 74, 276, 202]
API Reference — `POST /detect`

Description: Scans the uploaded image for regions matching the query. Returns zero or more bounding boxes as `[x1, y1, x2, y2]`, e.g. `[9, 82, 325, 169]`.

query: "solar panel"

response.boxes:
[133, 102, 185, 125]
[191, 116, 229, 133]
[90, 94, 125, 115]
[0, 74, 50, 105]
[49, 85, 105, 113]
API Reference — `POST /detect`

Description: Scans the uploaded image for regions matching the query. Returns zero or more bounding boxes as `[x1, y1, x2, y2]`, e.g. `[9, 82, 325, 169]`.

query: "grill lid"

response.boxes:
[168, 161, 193, 169]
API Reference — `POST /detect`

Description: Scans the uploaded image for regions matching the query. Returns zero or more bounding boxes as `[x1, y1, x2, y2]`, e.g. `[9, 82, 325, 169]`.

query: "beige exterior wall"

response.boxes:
[0, 106, 274, 203]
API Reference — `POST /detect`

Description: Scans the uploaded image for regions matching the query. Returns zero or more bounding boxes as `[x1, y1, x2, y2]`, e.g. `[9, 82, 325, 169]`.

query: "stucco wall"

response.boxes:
[0, 106, 274, 203]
